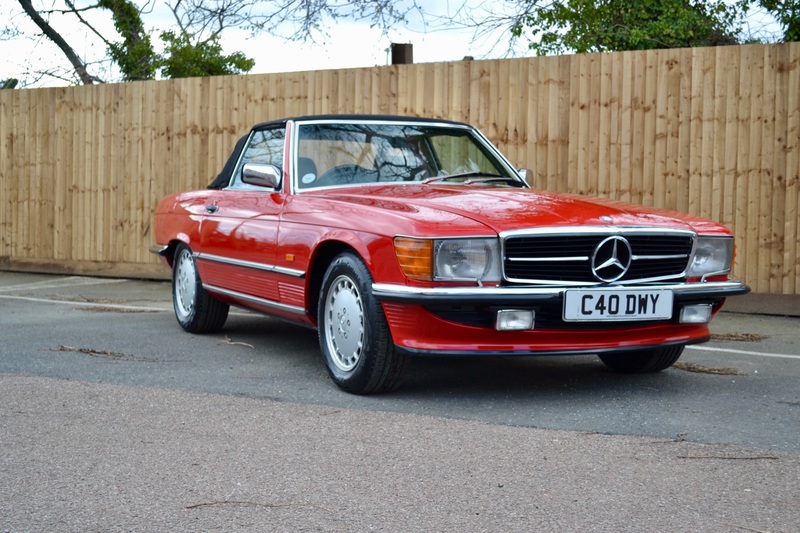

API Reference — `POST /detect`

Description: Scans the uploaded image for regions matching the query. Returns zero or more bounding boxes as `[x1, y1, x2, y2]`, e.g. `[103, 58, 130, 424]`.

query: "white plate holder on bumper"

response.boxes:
[563, 288, 674, 322]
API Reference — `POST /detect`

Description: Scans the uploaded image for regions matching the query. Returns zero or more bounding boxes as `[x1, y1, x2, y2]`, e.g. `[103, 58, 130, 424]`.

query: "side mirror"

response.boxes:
[242, 163, 281, 189]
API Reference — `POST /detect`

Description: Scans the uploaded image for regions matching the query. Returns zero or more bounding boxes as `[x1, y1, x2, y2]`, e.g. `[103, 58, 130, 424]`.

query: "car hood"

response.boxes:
[309, 184, 730, 235]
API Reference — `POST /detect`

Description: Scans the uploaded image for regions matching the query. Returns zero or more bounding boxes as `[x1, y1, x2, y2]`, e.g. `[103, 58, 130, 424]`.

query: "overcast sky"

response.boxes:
[0, 0, 529, 88]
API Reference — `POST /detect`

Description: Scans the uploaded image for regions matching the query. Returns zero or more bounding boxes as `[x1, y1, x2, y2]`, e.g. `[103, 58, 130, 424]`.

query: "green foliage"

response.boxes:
[760, 0, 800, 41]
[96, 0, 255, 81]
[512, 0, 748, 55]
[157, 32, 256, 79]
[98, 0, 156, 81]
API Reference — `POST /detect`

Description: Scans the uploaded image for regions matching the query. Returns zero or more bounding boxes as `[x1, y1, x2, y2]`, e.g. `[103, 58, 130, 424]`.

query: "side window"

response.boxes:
[232, 128, 285, 187]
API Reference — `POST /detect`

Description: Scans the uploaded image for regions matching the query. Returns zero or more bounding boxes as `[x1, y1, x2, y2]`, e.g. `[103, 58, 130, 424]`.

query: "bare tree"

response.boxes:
[5, 0, 427, 86]
[16, 0, 102, 83]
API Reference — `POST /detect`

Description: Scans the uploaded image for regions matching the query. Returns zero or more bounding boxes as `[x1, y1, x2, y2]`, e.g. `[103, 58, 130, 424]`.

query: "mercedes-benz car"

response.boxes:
[151, 115, 749, 394]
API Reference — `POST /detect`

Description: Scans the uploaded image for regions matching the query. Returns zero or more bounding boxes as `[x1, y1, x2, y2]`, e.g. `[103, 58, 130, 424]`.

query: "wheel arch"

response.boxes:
[162, 235, 193, 268]
[306, 240, 361, 324]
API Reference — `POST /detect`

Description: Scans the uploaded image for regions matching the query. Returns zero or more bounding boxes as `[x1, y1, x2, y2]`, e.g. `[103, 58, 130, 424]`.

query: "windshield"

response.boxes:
[294, 122, 519, 190]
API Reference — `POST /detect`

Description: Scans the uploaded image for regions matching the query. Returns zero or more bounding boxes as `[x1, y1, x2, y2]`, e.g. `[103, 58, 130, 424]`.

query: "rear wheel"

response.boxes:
[598, 345, 684, 373]
[318, 252, 407, 394]
[172, 243, 229, 333]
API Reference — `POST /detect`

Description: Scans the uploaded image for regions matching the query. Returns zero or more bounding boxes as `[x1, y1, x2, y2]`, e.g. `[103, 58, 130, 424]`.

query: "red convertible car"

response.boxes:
[152, 115, 749, 394]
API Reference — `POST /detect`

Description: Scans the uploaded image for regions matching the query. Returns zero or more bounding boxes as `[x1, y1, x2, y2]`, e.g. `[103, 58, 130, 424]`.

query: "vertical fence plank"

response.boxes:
[126, 81, 141, 263]
[711, 47, 728, 226]
[101, 84, 113, 262]
[635, 50, 665, 206]
[663, 48, 683, 212]
[629, 50, 647, 205]
[773, 45, 790, 293]
[28, 89, 42, 260]
[528, 57, 543, 188]
[739, 45, 762, 291]
[0, 89, 10, 256]
[52, 87, 71, 261]
[785, 43, 800, 294]
[557, 55, 572, 194]
[79, 86, 93, 261]
[676, 49, 691, 214]
[14, 89, 26, 259]
[697, 47, 717, 222]
[586, 53, 601, 197]
[539, 57, 555, 191]
[500, 59, 517, 163]
[761, 45, 780, 293]
[724, 47, 741, 231]
[569, 54, 587, 194]
[618, 52, 634, 203]
[607, 52, 623, 201]
[597, 53, 613, 199]
[450, 61, 469, 124]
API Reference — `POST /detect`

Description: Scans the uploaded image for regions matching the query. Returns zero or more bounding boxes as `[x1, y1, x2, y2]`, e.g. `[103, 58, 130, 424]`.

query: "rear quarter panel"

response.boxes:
[153, 191, 212, 254]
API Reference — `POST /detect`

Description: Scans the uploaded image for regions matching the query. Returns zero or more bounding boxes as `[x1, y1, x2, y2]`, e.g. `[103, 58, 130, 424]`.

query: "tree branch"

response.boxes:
[16, 0, 102, 84]
[65, 0, 114, 48]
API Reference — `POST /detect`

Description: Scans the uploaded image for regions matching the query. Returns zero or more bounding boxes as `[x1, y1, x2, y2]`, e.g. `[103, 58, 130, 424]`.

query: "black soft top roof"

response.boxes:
[207, 134, 248, 189]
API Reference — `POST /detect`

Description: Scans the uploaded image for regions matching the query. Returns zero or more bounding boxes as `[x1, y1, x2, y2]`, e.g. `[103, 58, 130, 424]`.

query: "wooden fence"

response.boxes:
[0, 43, 798, 295]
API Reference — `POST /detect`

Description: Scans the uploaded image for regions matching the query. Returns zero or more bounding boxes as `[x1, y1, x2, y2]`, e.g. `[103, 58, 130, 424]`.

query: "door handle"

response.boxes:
[205, 205, 219, 213]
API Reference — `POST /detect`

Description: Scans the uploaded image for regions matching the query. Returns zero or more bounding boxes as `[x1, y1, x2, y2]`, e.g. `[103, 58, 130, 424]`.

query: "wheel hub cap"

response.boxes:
[325, 276, 364, 372]
[175, 251, 197, 318]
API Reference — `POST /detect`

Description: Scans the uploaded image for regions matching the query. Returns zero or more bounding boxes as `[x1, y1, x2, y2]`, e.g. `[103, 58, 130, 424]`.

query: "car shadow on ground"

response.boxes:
[219, 313, 684, 400]
[397, 354, 679, 398]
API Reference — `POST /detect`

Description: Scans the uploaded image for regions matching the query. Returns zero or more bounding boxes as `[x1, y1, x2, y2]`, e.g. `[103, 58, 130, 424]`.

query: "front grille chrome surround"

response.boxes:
[500, 227, 696, 286]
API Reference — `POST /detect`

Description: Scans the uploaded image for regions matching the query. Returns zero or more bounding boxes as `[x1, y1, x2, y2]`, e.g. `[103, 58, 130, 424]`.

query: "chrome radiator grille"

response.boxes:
[502, 230, 695, 284]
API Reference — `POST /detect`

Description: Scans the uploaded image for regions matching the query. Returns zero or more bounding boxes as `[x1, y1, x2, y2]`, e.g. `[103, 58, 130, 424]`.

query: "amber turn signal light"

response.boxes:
[394, 237, 433, 280]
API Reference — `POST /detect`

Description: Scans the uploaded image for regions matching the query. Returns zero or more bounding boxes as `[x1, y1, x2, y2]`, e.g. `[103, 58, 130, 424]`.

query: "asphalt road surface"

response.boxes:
[1, 272, 799, 531]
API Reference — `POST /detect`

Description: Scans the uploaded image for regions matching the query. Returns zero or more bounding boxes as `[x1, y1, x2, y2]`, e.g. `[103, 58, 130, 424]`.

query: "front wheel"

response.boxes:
[598, 345, 684, 373]
[318, 252, 407, 394]
[172, 243, 229, 333]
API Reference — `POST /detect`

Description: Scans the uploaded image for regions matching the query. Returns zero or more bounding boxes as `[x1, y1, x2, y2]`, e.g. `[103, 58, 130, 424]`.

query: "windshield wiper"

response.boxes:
[463, 176, 526, 187]
[423, 172, 525, 187]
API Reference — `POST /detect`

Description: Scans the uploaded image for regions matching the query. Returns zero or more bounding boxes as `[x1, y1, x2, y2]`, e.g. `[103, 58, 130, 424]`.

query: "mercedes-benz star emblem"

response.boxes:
[591, 236, 632, 282]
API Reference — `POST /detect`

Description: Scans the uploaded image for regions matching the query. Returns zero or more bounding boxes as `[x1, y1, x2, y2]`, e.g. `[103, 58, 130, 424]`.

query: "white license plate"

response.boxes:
[563, 289, 673, 322]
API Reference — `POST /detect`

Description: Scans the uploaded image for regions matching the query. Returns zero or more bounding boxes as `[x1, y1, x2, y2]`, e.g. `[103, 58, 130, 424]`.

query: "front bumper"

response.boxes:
[372, 280, 749, 305]
[372, 280, 749, 356]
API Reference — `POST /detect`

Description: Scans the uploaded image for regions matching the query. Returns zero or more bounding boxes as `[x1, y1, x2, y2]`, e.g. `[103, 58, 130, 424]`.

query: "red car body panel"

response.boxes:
[382, 302, 717, 354]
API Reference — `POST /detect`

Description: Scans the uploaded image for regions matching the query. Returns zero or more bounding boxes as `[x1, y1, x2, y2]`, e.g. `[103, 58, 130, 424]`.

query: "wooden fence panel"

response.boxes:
[0, 43, 798, 294]
[787, 43, 800, 295]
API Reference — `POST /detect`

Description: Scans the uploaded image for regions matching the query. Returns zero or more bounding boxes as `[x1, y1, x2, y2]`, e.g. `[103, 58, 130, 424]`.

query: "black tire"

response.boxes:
[172, 243, 229, 333]
[318, 252, 407, 394]
[598, 345, 684, 373]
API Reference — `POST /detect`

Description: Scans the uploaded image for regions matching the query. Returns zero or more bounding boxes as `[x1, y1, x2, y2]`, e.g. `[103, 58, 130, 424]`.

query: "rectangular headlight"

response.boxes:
[686, 236, 734, 278]
[433, 238, 501, 282]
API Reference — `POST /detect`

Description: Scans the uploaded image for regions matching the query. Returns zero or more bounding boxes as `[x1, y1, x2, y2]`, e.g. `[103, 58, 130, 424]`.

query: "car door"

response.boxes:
[196, 127, 287, 304]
